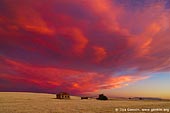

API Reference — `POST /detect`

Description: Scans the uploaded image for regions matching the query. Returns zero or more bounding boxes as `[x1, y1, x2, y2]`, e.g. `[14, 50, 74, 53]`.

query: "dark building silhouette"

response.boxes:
[56, 92, 70, 99]
[81, 97, 88, 99]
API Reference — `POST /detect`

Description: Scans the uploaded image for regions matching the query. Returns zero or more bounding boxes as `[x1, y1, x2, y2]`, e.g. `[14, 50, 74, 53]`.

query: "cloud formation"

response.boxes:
[0, 0, 170, 95]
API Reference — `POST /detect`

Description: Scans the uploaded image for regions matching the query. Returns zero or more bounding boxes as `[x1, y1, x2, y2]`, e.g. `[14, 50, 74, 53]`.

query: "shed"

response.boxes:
[56, 92, 70, 99]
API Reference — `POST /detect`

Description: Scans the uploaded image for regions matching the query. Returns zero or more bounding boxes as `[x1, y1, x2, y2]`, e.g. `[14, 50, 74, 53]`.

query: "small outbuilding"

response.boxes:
[56, 92, 70, 99]
[81, 97, 88, 99]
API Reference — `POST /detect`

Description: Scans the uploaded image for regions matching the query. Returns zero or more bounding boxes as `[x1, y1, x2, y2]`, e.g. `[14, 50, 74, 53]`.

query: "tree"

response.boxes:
[96, 94, 108, 100]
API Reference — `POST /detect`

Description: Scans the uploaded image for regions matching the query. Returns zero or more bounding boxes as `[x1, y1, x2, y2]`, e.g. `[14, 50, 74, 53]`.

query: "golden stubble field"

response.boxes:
[0, 92, 170, 113]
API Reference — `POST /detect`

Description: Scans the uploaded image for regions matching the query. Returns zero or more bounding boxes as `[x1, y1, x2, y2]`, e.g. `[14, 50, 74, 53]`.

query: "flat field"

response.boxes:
[0, 92, 170, 113]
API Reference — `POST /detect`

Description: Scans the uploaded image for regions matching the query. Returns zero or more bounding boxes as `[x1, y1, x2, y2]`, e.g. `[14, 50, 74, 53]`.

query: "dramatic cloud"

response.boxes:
[0, 0, 170, 95]
[0, 56, 149, 94]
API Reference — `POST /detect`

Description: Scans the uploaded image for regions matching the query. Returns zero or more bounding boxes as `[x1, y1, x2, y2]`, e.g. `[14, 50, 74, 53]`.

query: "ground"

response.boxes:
[0, 92, 170, 113]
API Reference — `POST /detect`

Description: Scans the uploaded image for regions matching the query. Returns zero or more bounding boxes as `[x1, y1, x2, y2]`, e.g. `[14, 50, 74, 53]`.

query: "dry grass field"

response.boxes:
[0, 92, 170, 113]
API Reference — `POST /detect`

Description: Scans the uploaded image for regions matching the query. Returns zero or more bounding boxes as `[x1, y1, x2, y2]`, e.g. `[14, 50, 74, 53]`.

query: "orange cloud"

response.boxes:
[99, 75, 150, 89]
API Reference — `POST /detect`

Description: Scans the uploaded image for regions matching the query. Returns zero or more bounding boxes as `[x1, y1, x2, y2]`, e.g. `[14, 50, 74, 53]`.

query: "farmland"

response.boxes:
[0, 92, 170, 113]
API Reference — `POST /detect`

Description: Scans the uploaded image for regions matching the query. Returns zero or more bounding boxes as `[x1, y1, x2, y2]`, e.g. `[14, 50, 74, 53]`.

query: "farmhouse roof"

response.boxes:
[57, 92, 69, 95]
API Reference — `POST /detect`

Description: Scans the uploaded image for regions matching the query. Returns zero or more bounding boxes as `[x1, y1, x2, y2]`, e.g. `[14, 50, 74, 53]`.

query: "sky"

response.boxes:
[0, 0, 170, 98]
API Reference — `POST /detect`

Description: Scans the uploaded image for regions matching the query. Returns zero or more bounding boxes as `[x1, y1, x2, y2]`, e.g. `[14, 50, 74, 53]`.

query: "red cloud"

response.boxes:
[91, 46, 107, 63]
[0, 57, 149, 94]
[0, 0, 170, 94]
[56, 27, 88, 56]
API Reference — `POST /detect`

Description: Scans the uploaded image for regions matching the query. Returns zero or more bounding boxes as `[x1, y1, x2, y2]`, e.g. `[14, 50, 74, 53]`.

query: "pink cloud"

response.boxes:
[0, 57, 149, 94]
[0, 0, 169, 94]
